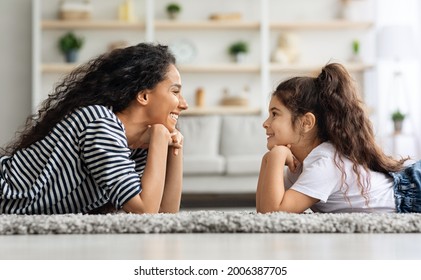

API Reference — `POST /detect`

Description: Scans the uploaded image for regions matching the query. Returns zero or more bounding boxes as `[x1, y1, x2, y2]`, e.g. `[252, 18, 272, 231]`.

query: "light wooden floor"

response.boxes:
[1, 233, 421, 260]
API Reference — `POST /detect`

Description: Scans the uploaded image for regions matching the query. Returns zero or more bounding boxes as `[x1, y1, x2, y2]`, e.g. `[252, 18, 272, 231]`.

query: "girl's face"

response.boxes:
[146, 64, 188, 131]
[263, 96, 300, 150]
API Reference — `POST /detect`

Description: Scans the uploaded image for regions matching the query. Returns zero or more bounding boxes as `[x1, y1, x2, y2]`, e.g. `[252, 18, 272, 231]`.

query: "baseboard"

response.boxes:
[181, 192, 255, 208]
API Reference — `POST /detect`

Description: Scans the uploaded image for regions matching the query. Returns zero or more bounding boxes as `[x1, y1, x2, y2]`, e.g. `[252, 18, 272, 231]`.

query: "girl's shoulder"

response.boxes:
[306, 142, 336, 161]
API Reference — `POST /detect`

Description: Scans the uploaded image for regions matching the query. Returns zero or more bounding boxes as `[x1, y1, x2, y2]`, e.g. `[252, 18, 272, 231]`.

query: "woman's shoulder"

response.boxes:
[74, 105, 115, 119]
[63, 105, 123, 134]
[68, 105, 120, 125]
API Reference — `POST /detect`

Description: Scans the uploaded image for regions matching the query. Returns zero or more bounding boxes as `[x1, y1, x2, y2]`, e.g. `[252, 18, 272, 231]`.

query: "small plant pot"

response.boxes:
[233, 53, 246, 63]
[65, 49, 79, 63]
[167, 11, 179, 20]
[393, 120, 403, 134]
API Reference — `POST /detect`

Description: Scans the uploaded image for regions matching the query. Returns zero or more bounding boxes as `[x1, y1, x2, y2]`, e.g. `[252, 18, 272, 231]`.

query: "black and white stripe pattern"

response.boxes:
[0, 105, 146, 214]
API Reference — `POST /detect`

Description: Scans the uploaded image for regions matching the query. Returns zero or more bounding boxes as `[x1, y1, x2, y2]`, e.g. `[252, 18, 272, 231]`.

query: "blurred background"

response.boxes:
[1, 0, 420, 159]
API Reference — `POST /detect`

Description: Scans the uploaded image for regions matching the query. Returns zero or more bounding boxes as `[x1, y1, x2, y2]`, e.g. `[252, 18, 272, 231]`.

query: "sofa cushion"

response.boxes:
[178, 115, 221, 156]
[226, 155, 261, 175]
[183, 155, 225, 175]
[220, 115, 267, 156]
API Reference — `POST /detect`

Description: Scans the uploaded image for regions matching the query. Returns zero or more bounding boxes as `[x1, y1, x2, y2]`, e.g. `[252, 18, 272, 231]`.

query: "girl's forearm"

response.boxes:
[256, 151, 287, 213]
[256, 153, 268, 210]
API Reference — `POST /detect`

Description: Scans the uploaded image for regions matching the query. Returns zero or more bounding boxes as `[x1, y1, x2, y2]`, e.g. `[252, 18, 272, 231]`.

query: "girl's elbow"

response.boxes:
[256, 205, 277, 214]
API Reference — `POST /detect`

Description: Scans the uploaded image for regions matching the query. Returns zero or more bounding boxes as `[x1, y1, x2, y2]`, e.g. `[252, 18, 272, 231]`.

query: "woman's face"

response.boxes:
[263, 96, 300, 150]
[146, 64, 188, 131]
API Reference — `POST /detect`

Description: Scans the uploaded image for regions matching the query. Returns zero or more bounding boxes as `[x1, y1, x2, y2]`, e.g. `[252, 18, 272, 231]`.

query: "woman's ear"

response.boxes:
[136, 90, 149, 105]
[301, 112, 316, 133]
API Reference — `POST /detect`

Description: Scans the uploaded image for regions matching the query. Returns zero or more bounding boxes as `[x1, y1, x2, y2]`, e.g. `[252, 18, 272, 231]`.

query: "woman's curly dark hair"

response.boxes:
[273, 63, 407, 205]
[3, 43, 176, 155]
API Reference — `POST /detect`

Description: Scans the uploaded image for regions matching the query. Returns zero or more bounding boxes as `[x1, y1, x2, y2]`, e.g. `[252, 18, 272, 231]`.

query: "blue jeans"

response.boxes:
[391, 160, 421, 213]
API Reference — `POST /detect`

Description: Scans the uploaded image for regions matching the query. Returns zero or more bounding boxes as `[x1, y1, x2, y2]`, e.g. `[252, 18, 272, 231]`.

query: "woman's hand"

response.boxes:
[137, 124, 171, 149]
[169, 129, 183, 156]
[137, 125, 182, 156]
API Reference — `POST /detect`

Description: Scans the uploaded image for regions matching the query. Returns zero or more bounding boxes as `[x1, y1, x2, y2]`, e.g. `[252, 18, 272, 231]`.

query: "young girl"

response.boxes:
[256, 63, 421, 214]
[0, 43, 188, 214]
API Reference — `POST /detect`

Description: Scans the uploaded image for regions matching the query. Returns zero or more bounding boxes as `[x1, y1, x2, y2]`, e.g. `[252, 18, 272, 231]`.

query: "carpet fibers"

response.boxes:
[1, 211, 421, 234]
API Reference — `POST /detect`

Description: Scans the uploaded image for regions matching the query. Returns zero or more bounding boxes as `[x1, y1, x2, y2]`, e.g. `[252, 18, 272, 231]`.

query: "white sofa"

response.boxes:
[178, 114, 268, 206]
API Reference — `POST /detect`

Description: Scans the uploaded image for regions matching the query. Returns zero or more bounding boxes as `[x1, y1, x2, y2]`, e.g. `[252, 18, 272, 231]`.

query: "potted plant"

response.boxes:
[349, 39, 362, 62]
[353, 40, 359, 54]
[58, 31, 84, 63]
[391, 110, 405, 134]
[228, 41, 249, 63]
[166, 3, 181, 20]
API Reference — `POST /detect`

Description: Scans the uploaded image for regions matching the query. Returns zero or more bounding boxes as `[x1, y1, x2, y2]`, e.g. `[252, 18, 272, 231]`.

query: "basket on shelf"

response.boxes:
[220, 96, 248, 106]
[58, 1, 92, 20]
[59, 11, 91, 20]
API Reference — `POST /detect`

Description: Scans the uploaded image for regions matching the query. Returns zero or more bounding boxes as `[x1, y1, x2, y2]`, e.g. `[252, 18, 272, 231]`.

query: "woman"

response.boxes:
[0, 43, 188, 214]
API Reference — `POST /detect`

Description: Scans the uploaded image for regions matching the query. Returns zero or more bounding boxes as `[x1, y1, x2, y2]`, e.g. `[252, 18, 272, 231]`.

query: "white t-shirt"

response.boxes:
[285, 142, 396, 213]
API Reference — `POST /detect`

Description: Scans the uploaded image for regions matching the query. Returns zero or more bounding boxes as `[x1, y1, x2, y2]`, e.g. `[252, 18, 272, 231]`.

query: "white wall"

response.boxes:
[0, 0, 32, 147]
[376, 0, 421, 159]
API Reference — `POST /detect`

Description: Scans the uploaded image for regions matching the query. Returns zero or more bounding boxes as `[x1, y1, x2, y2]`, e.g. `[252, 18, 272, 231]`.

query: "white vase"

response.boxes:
[234, 53, 246, 63]
[341, 0, 369, 21]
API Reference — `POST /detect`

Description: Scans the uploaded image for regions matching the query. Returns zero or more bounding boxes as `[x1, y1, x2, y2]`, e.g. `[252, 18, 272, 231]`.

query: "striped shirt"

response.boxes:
[0, 105, 147, 214]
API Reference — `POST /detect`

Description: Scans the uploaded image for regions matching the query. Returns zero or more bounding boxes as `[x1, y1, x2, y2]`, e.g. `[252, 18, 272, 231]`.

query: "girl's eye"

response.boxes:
[172, 91, 180, 96]
[271, 111, 277, 117]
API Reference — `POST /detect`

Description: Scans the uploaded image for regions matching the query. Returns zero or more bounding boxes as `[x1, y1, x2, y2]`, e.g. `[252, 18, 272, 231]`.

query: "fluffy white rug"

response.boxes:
[1, 211, 421, 234]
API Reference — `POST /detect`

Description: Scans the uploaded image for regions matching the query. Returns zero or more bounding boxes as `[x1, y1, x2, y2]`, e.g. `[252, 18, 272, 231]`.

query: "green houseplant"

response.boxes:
[166, 3, 181, 19]
[391, 110, 405, 134]
[352, 40, 359, 55]
[58, 32, 84, 63]
[349, 39, 362, 62]
[228, 41, 249, 63]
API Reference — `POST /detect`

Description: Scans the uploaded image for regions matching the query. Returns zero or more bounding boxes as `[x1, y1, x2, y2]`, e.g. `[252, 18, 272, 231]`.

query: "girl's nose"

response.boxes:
[263, 118, 269, 129]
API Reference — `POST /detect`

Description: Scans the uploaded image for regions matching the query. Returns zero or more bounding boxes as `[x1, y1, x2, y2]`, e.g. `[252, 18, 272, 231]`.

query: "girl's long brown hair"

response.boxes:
[273, 63, 407, 205]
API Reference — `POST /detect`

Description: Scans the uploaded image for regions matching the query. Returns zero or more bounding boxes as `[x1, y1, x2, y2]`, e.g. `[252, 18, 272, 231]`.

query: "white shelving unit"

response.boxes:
[33, 0, 376, 116]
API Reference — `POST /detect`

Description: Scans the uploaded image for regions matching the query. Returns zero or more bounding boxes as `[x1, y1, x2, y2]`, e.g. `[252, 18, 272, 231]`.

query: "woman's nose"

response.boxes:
[179, 94, 188, 110]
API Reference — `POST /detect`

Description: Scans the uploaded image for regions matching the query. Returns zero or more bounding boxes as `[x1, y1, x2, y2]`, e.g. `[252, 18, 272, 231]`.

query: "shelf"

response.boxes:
[269, 63, 374, 73]
[155, 20, 260, 30]
[178, 64, 260, 73]
[35, 0, 376, 119]
[182, 106, 261, 115]
[42, 20, 371, 30]
[270, 20, 373, 30]
[42, 63, 261, 74]
[41, 20, 145, 29]
[42, 63, 78, 73]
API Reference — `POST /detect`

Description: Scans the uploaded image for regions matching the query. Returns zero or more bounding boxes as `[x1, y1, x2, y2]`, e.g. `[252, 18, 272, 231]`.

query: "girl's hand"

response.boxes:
[284, 144, 299, 173]
[270, 145, 298, 173]
[169, 129, 184, 156]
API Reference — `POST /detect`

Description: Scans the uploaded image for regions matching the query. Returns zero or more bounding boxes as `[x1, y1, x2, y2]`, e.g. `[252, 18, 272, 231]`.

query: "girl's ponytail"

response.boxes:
[315, 63, 406, 174]
[315, 63, 367, 156]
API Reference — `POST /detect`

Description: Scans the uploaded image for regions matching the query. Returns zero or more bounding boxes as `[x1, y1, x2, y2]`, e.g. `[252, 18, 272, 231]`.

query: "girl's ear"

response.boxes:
[136, 90, 149, 105]
[301, 112, 316, 133]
